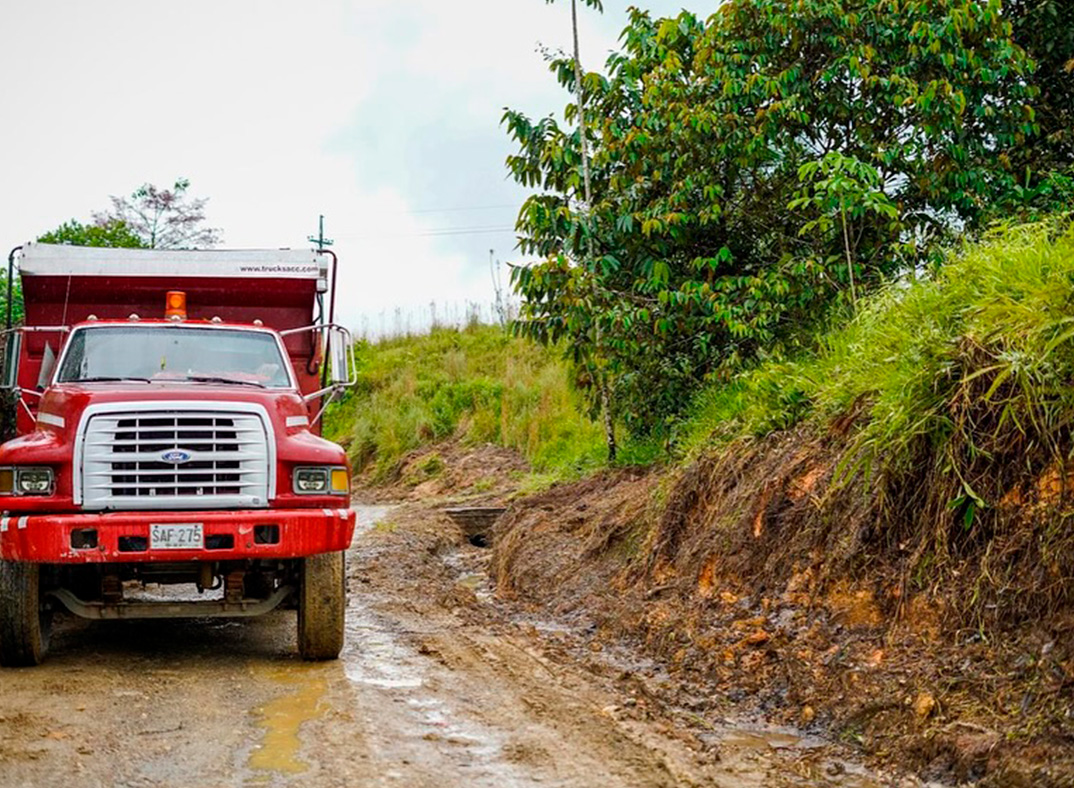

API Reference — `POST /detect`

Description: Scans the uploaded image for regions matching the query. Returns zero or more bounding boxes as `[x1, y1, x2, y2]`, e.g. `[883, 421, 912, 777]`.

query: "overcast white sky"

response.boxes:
[0, 0, 694, 334]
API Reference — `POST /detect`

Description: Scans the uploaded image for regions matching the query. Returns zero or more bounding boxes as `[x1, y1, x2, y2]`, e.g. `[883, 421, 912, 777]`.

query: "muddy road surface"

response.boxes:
[0, 507, 918, 787]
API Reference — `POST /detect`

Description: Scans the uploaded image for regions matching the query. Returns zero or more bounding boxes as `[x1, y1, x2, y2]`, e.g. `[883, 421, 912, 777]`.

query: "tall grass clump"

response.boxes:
[684, 217, 1074, 465]
[324, 324, 606, 481]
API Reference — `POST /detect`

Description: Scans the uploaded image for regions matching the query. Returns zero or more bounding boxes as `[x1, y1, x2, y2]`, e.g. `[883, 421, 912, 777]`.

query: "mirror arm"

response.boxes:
[17, 395, 35, 425]
[309, 388, 340, 429]
[302, 383, 341, 403]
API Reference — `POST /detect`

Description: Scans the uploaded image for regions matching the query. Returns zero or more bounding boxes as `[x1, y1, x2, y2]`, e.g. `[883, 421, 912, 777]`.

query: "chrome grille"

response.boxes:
[80, 409, 271, 510]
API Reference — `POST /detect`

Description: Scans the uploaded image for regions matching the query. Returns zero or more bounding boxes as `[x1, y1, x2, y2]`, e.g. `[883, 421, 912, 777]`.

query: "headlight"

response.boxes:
[293, 466, 348, 495]
[0, 466, 55, 496]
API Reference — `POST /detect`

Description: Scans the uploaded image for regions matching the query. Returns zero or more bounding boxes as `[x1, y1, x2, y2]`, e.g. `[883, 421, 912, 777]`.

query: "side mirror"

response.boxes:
[282, 322, 357, 407]
[0, 329, 21, 390]
[327, 325, 352, 386]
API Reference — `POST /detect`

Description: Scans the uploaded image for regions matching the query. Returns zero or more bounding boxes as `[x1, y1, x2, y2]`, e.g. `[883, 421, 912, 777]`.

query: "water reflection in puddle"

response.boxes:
[247, 664, 328, 776]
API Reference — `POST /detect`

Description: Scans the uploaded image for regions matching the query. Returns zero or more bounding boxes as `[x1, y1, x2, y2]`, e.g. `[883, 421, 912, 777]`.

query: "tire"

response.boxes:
[297, 551, 345, 661]
[0, 561, 50, 667]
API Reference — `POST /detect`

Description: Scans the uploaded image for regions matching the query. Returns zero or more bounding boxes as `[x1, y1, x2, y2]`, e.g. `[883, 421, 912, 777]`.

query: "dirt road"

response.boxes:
[0, 507, 919, 787]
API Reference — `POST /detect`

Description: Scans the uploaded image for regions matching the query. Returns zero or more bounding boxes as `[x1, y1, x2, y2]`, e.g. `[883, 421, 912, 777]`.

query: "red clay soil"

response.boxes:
[491, 447, 1074, 787]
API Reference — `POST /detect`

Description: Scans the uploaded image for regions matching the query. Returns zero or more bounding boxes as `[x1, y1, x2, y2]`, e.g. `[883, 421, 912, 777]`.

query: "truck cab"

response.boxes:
[0, 243, 357, 666]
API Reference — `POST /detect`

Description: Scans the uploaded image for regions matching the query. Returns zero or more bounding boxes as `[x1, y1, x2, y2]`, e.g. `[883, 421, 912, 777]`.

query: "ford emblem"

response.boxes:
[161, 449, 192, 464]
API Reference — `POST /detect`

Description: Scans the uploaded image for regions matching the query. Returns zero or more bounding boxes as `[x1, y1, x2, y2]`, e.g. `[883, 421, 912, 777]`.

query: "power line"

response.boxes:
[334, 225, 516, 240]
[355, 203, 519, 217]
[404, 203, 518, 215]
[417, 225, 516, 237]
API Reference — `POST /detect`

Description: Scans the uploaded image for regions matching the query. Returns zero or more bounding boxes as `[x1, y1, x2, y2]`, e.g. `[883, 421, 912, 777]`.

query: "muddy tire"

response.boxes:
[0, 560, 50, 667]
[297, 551, 345, 661]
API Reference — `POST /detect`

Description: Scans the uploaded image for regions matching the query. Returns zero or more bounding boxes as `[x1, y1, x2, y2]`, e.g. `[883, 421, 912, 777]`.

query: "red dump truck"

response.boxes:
[0, 243, 356, 666]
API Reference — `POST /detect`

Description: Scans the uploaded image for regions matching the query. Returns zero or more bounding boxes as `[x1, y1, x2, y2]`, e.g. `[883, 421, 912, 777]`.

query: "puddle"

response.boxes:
[246, 664, 328, 776]
[341, 602, 507, 771]
[343, 606, 425, 690]
[722, 726, 825, 751]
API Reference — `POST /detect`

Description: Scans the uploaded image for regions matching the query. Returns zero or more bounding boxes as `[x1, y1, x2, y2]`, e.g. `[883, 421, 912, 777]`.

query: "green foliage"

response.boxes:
[1008, 0, 1074, 171]
[506, 0, 1058, 437]
[323, 325, 608, 482]
[679, 218, 1074, 499]
[0, 270, 23, 327]
[36, 219, 147, 249]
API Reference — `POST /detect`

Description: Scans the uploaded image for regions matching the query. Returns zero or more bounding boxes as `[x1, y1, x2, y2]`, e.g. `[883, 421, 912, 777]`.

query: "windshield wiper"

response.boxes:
[183, 375, 266, 388]
[72, 376, 152, 384]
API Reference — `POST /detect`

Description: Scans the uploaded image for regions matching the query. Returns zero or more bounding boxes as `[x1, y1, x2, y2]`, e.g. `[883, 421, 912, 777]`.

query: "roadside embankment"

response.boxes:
[339, 221, 1074, 785]
[493, 222, 1074, 786]
[491, 445, 1073, 786]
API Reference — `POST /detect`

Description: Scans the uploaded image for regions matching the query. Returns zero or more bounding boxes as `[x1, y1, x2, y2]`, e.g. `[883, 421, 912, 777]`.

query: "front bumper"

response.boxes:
[0, 507, 356, 563]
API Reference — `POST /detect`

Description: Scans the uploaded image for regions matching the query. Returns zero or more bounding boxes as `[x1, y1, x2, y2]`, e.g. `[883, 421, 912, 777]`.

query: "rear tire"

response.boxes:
[0, 561, 50, 667]
[297, 551, 345, 661]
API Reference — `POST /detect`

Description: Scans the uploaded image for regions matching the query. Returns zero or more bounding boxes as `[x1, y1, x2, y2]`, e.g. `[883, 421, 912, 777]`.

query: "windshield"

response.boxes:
[56, 326, 293, 388]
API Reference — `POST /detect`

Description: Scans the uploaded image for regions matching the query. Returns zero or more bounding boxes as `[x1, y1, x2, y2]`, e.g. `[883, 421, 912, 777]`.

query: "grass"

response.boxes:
[679, 217, 1074, 485]
[324, 323, 608, 481]
[644, 217, 1074, 629]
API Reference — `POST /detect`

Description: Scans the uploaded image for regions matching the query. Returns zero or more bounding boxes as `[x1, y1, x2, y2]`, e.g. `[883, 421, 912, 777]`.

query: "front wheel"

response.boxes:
[0, 560, 50, 667]
[297, 551, 345, 661]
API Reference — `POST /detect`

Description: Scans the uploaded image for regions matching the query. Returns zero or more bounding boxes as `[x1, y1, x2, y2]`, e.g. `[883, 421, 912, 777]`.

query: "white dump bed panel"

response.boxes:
[19, 244, 327, 286]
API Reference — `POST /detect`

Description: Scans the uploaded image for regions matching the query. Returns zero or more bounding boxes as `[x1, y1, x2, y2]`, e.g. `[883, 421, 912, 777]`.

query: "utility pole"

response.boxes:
[307, 214, 334, 251]
[568, 0, 617, 463]
[307, 214, 335, 382]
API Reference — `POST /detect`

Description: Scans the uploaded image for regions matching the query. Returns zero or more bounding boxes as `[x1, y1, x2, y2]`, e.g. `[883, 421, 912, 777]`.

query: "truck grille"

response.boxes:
[80, 409, 271, 510]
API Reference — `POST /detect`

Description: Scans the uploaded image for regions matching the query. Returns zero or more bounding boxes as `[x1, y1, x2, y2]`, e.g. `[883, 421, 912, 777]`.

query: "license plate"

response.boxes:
[150, 523, 204, 550]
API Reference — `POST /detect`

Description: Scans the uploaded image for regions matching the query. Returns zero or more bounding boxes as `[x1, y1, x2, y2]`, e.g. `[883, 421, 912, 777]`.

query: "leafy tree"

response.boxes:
[36, 218, 146, 249]
[93, 178, 222, 249]
[978, 0, 1074, 222]
[1008, 0, 1074, 170]
[789, 153, 900, 307]
[506, 0, 1044, 436]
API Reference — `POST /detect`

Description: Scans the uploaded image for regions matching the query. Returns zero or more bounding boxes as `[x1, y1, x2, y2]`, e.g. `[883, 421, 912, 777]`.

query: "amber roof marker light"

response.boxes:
[165, 291, 188, 321]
